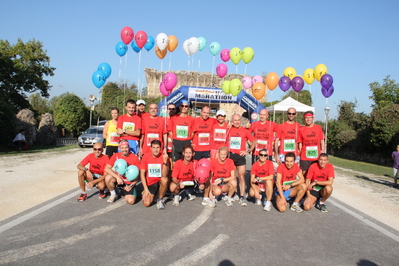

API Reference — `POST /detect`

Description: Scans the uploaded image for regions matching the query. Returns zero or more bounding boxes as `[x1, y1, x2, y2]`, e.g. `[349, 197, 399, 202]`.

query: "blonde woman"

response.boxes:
[103, 107, 120, 158]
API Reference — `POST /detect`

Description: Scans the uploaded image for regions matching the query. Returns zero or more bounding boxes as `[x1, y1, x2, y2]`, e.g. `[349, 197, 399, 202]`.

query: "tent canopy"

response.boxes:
[266, 96, 315, 113]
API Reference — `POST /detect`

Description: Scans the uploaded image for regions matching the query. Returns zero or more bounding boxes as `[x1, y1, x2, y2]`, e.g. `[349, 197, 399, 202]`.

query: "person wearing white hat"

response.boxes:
[136, 99, 150, 119]
[210, 110, 228, 160]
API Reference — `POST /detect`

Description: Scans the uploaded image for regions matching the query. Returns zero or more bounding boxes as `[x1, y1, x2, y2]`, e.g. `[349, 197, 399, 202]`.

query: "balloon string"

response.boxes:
[236, 65, 238, 74]
[309, 84, 312, 94]
[191, 54, 194, 71]
[210, 56, 215, 88]
[168, 53, 172, 71]
[138, 51, 141, 99]
[244, 64, 247, 75]
[187, 56, 190, 71]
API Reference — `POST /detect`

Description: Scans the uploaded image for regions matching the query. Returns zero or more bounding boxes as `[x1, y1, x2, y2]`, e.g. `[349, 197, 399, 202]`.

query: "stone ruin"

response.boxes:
[36, 113, 57, 145]
[15, 109, 36, 145]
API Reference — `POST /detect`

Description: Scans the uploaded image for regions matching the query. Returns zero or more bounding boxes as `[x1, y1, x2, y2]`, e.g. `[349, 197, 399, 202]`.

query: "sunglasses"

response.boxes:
[168, 108, 176, 110]
[181, 105, 189, 108]
[259, 154, 268, 157]
[93, 148, 103, 151]
[287, 112, 296, 115]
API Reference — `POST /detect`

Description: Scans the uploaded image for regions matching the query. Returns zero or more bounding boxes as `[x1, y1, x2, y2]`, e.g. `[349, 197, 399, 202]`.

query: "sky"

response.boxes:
[1, 0, 398, 121]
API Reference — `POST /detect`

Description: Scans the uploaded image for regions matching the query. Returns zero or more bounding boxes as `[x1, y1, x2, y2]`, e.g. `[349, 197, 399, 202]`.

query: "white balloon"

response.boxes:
[188, 37, 199, 55]
[156, 33, 168, 51]
[183, 39, 191, 56]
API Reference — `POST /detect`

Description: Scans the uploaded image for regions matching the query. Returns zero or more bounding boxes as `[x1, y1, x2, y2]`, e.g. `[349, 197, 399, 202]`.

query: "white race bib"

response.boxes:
[283, 139, 295, 152]
[198, 133, 210, 145]
[229, 137, 242, 150]
[176, 125, 188, 139]
[148, 164, 162, 178]
[306, 146, 318, 159]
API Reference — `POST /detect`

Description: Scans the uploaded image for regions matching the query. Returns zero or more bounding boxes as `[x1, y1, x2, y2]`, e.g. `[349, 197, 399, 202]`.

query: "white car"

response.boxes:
[77, 126, 105, 147]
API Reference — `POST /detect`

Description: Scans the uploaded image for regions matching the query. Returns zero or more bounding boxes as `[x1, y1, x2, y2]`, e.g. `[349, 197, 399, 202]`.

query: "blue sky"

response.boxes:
[1, 0, 398, 121]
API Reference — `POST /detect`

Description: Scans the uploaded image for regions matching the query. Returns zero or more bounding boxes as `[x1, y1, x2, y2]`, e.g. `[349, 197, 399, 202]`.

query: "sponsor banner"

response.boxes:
[188, 87, 238, 102]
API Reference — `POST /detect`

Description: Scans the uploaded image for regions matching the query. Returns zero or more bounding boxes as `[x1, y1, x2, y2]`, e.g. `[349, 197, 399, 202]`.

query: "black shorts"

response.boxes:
[310, 186, 325, 198]
[148, 182, 160, 195]
[230, 152, 246, 166]
[105, 146, 118, 157]
[168, 151, 173, 159]
[194, 150, 210, 160]
[300, 160, 317, 172]
[122, 186, 137, 197]
[172, 139, 192, 162]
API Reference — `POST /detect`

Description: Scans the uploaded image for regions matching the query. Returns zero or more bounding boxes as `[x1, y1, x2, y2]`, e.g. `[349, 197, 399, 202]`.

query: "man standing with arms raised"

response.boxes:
[191, 106, 216, 160]
[117, 99, 142, 155]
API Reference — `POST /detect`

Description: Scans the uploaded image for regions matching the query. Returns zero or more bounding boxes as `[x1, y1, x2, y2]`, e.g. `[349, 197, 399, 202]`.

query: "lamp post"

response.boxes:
[324, 106, 330, 153]
[89, 95, 98, 127]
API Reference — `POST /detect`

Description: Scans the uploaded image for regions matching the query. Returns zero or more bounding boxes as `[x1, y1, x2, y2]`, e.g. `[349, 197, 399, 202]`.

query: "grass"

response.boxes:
[329, 155, 392, 177]
[0, 145, 80, 156]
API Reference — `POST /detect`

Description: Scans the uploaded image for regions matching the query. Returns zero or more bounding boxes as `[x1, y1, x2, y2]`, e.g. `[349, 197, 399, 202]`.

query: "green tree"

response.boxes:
[28, 92, 50, 121]
[54, 94, 88, 136]
[48, 92, 72, 114]
[369, 76, 399, 109]
[282, 89, 312, 106]
[337, 99, 369, 131]
[369, 104, 399, 150]
[0, 103, 16, 144]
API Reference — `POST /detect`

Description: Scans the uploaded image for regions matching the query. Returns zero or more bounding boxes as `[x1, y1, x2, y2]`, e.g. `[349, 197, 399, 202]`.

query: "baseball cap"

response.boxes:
[216, 110, 226, 117]
[180, 99, 189, 106]
[137, 99, 146, 106]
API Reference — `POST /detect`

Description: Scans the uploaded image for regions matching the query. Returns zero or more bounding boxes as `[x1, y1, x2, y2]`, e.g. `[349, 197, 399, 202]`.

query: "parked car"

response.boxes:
[98, 120, 107, 126]
[77, 126, 105, 147]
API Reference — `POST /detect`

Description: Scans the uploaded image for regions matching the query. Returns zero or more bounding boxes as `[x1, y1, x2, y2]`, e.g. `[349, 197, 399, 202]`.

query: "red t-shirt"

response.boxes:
[117, 114, 142, 141]
[140, 153, 165, 186]
[166, 116, 173, 152]
[210, 122, 229, 150]
[277, 163, 301, 186]
[276, 122, 301, 156]
[307, 163, 335, 182]
[227, 126, 255, 154]
[192, 117, 217, 151]
[250, 160, 275, 177]
[108, 152, 140, 168]
[210, 158, 235, 183]
[141, 116, 166, 155]
[170, 114, 194, 141]
[250, 120, 278, 155]
[80, 153, 109, 175]
[298, 124, 325, 161]
[171, 159, 197, 182]
[137, 112, 151, 120]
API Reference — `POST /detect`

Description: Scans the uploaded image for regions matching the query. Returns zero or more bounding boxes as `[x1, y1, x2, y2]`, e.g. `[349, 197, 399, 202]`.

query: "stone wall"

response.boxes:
[15, 109, 36, 145]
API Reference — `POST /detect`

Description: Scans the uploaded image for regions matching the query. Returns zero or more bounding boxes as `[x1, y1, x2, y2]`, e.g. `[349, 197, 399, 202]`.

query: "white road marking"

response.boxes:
[0, 226, 114, 264]
[168, 234, 229, 266]
[329, 199, 399, 243]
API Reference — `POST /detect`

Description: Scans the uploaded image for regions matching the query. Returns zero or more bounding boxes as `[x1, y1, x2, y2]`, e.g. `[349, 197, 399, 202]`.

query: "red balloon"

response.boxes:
[120, 26, 134, 45]
[198, 158, 211, 170]
[195, 166, 209, 184]
[135, 31, 148, 49]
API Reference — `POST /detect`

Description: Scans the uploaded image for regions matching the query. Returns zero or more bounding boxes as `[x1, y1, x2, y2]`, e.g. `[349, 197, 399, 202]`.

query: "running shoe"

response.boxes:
[263, 201, 272, 212]
[173, 195, 181, 206]
[188, 194, 197, 201]
[239, 197, 248, 207]
[157, 199, 165, 210]
[255, 198, 262, 206]
[99, 192, 107, 199]
[319, 204, 328, 213]
[77, 193, 87, 202]
[107, 194, 117, 203]
[290, 204, 304, 213]
[232, 194, 240, 202]
[221, 194, 228, 201]
[225, 197, 233, 207]
[201, 198, 216, 208]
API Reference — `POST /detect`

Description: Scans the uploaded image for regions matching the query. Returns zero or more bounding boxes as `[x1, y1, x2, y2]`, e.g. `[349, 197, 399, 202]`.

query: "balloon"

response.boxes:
[188, 37, 199, 55]
[156, 33, 168, 51]
[242, 77, 252, 90]
[241, 47, 254, 64]
[266, 72, 279, 91]
[279, 76, 291, 92]
[97, 62, 111, 79]
[115, 41, 128, 56]
[194, 166, 209, 184]
[229, 79, 242, 96]
[283, 67, 296, 79]
[252, 82, 266, 100]
[134, 31, 147, 49]
[155, 46, 167, 59]
[230, 47, 241, 65]
[167, 35, 178, 52]
[114, 159, 128, 175]
[220, 49, 230, 62]
[252, 75, 263, 84]
[125, 165, 139, 181]
[222, 80, 230, 94]
[163, 73, 178, 91]
[216, 63, 228, 78]
[92, 70, 106, 88]
[303, 68, 315, 85]
[291, 76, 305, 92]
[131, 40, 141, 53]
[209, 42, 221, 56]
[322, 85, 334, 98]
[159, 82, 171, 96]
[183, 39, 191, 56]
[198, 158, 211, 170]
[314, 64, 328, 81]
[144, 35, 155, 51]
[198, 37, 207, 51]
[320, 74, 334, 89]
[120, 26, 134, 45]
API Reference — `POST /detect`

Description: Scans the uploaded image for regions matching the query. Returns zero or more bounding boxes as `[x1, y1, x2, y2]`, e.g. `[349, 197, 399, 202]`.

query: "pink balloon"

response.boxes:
[216, 63, 228, 78]
[135, 30, 148, 49]
[163, 73, 178, 91]
[252, 75, 263, 84]
[159, 82, 171, 96]
[198, 158, 211, 170]
[120, 26, 134, 45]
[242, 77, 252, 90]
[194, 166, 209, 184]
[220, 49, 230, 62]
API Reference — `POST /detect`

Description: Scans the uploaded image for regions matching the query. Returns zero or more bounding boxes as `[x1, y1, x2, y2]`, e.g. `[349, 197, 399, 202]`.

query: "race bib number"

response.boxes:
[306, 146, 318, 159]
[182, 181, 195, 186]
[256, 139, 267, 151]
[229, 137, 242, 150]
[148, 164, 162, 178]
[176, 125, 188, 139]
[313, 185, 323, 191]
[110, 132, 120, 145]
[283, 180, 295, 186]
[123, 122, 135, 132]
[146, 133, 159, 146]
[198, 133, 210, 145]
[283, 139, 295, 152]
[214, 129, 227, 142]
[167, 137, 173, 151]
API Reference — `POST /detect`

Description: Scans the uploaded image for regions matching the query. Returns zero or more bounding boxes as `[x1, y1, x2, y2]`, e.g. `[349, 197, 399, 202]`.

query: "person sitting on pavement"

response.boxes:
[13, 129, 29, 150]
[76, 142, 109, 202]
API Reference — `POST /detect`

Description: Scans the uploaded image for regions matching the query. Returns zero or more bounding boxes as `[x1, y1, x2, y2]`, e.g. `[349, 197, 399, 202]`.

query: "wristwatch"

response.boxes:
[123, 129, 126, 134]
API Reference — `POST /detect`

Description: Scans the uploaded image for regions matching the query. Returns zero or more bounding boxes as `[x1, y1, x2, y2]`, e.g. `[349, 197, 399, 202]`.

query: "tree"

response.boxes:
[0, 38, 56, 110]
[369, 76, 399, 109]
[54, 94, 88, 136]
[0, 103, 16, 145]
[282, 89, 312, 106]
[48, 92, 72, 114]
[28, 92, 50, 121]
[369, 104, 399, 150]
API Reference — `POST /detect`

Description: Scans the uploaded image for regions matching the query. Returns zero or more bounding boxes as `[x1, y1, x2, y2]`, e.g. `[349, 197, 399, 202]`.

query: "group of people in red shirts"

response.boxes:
[77, 99, 335, 213]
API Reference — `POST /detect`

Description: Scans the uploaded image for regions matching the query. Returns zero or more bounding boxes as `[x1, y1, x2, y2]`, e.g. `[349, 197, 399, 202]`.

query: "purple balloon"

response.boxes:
[320, 74, 333, 89]
[321, 85, 334, 98]
[279, 76, 291, 92]
[291, 76, 304, 92]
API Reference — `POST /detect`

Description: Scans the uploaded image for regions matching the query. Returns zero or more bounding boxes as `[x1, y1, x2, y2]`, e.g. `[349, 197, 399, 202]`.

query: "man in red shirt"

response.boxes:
[191, 106, 217, 160]
[298, 111, 325, 176]
[117, 99, 142, 155]
[166, 103, 177, 162]
[136, 99, 151, 119]
[274, 107, 301, 165]
[210, 110, 228, 160]
[140, 140, 169, 209]
[227, 114, 256, 206]
[303, 153, 335, 213]
[104, 140, 140, 204]
[76, 142, 109, 202]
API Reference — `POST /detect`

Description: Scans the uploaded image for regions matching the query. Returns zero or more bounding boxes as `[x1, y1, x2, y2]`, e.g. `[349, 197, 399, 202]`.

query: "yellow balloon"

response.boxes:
[303, 68, 314, 85]
[241, 47, 254, 64]
[283, 67, 296, 80]
[314, 64, 328, 81]
[230, 47, 241, 65]
[222, 80, 230, 94]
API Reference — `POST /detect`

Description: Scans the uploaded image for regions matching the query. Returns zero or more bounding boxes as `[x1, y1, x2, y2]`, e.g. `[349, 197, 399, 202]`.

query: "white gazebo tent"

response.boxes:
[266, 96, 315, 122]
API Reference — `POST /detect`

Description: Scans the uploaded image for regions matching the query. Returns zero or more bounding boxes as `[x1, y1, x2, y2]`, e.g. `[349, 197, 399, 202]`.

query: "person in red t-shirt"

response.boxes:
[249, 149, 275, 211]
[227, 114, 256, 206]
[166, 103, 177, 159]
[275, 152, 307, 213]
[117, 99, 142, 155]
[191, 106, 217, 160]
[104, 140, 141, 205]
[210, 110, 229, 160]
[136, 99, 151, 120]
[76, 142, 109, 202]
[140, 140, 169, 209]
[303, 153, 335, 213]
[274, 107, 301, 165]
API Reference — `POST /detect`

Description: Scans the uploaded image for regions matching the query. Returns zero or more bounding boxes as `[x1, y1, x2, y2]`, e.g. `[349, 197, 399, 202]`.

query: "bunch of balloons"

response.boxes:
[195, 159, 211, 184]
[227, 47, 254, 65]
[320, 73, 334, 98]
[92, 62, 111, 88]
[221, 79, 243, 97]
[159, 72, 178, 96]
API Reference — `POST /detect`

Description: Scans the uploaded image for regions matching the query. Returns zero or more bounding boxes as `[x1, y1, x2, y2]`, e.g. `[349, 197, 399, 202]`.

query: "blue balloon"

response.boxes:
[125, 165, 139, 181]
[115, 41, 128, 56]
[114, 159, 128, 175]
[198, 37, 207, 51]
[209, 42, 221, 56]
[97, 62, 111, 79]
[144, 35, 155, 51]
[131, 40, 141, 53]
[92, 70, 106, 88]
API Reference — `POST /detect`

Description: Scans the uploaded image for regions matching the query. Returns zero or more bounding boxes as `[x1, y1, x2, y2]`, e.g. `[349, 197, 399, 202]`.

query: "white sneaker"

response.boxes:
[221, 194, 228, 201]
[173, 195, 181, 206]
[255, 198, 262, 206]
[188, 194, 196, 201]
[107, 194, 117, 203]
[202, 198, 216, 208]
[225, 197, 233, 207]
[239, 197, 248, 207]
[157, 199, 165, 210]
[232, 194, 239, 201]
[263, 201, 272, 211]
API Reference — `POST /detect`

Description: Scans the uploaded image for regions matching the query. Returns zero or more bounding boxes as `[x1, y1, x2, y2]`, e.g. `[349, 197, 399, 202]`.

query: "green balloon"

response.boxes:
[242, 47, 254, 64]
[229, 79, 242, 96]
[222, 80, 230, 94]
[229, 47, 241, 65]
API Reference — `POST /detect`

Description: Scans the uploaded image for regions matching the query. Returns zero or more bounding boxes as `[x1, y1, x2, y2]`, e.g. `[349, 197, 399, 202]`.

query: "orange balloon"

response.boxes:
[155, 46, 167, 59]
[252, 82, 266, 100]
[167, 35, 178, 52]
[266, 72, 279, 91]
